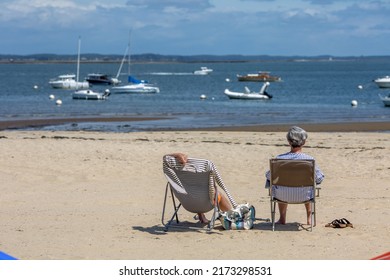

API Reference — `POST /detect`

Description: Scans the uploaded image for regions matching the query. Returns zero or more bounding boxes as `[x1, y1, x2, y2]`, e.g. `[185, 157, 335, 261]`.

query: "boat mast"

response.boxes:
[127, 29, 132, 76]
[115, 29, 132, 80]
[76, 36, 81, 88]
[76, 36, 81, 86]
[115, 44, 128, 79]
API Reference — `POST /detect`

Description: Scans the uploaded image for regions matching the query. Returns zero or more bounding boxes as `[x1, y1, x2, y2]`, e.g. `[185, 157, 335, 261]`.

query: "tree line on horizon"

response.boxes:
[1, 53, 390, 63]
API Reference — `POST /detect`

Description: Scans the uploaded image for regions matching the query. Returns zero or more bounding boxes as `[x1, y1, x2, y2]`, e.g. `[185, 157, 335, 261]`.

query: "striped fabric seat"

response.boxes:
[266, 152, 324, 201]
[269, 158, 317, 231]
[162, 155, 237, 231]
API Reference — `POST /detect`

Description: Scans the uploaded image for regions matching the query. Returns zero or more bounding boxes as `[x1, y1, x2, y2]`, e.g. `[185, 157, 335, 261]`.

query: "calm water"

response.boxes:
[0, 60, 389, 132]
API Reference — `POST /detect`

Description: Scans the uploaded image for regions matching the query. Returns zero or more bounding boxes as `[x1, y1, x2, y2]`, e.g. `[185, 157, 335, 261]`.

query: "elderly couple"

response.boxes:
[167, 126, 325, 226]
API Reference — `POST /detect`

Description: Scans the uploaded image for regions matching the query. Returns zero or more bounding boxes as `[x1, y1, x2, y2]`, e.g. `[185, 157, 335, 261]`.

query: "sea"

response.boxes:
[1, 59, 389, 132]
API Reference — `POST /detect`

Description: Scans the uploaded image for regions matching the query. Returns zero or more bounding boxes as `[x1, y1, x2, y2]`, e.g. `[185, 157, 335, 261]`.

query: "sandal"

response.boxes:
[340, 218, 354, 228]
[325, 219, 347, 228]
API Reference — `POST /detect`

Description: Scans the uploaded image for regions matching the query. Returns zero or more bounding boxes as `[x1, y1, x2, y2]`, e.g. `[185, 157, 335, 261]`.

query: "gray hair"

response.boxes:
[286, 126, 308, 147]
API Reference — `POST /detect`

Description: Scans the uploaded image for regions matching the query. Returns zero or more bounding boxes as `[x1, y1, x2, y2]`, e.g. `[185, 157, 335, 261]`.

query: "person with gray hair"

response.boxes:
[286, 125, 308, 147]
[265, 126, 324, 225]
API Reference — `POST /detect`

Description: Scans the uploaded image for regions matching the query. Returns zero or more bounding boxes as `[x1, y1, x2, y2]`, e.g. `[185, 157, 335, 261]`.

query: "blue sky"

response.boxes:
[1, 0, 390, 56]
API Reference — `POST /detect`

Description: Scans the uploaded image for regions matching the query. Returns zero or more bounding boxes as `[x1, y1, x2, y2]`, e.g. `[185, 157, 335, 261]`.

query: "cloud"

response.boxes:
[1, 0, 390, 56]
[126, 0, 212, 11]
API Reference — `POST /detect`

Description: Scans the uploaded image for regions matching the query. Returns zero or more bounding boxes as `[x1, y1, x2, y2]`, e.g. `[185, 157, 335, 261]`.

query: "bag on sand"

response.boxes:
[219, 203, 255, 230]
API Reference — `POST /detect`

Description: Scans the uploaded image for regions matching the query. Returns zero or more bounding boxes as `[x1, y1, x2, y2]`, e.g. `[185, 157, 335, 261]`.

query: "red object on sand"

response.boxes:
[371, 251, 390, 260]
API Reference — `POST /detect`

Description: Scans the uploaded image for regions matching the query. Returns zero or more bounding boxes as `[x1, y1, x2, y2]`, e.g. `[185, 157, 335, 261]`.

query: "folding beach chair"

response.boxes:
[269, 158, 317, 231]
[162, 155, 238, 232]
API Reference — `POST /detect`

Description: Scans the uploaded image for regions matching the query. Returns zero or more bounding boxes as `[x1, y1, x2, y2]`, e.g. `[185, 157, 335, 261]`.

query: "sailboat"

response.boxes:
[49, 38, 89, 90]
[111, 32, 160, 94]
[72, 37, 110, 100]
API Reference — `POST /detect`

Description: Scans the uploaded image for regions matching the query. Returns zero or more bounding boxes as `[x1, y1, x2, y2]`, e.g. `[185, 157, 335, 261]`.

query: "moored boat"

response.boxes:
[112, 31, 160, 94]
[111, 76, 160, 94]
[373, 76, 390, 88]
[49, 74, 89, 89]
[49, 37, 90, 90]
[72, 89, 111, 100]
[224, 82, 272, 100]
[85, 73, 120, 85]
[378, 94, 390, 106]
[237, 71, 281, 82]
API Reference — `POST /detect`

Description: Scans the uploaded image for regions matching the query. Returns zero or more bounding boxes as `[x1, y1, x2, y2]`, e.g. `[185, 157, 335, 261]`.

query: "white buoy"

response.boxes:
[56, 99, 62, 106]
[33, 85, 38, 89]
[225, 78, 230, 82]
[351, 100, 358, 106]
[358, 85, 363, 89]
[200, 94, 207, 100]
[49, 94, 55, 99]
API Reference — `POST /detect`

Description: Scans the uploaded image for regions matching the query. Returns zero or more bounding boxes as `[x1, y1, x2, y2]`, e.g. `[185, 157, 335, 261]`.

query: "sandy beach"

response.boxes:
[0, 123, 389, 260]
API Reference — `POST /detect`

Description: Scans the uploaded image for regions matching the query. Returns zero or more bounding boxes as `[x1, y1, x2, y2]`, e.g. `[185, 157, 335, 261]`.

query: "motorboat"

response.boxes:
[224, 82, 272, 100]
[49, 74, 89, 89]
[378, 94, 390, 106]
[237, 71, 281, 82]
[111, 76, 160, 94]
[194, 66, 213, 75]
[72, 89, 111, 100]
[373, 76, 390, 88]
[85, 73, 120, 85]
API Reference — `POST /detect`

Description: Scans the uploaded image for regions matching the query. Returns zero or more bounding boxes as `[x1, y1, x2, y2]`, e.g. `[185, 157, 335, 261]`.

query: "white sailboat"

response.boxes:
[112, 32, 159, 94]
[49, 38, 89, 90]
[72, 37, 110, 100]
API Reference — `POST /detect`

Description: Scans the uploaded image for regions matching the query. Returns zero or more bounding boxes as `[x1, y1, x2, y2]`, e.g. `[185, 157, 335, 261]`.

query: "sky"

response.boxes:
[1, 0, 390, 56]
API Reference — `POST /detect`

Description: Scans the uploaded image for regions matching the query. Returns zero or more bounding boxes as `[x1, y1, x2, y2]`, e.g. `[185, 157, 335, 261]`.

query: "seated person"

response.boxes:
[264, 126, 324, 225]
[167, 152, 234, 224]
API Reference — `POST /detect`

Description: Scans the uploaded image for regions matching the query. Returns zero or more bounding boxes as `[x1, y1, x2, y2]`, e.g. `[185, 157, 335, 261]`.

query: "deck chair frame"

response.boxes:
[269, 158, 317, 231]
[161, 180, 219, 232]
[162, 156, 237, 232]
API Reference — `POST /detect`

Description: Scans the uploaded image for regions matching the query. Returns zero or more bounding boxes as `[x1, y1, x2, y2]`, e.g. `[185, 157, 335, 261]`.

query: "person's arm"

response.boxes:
[315, 167, 325, 184]
[265, 170, 271, 188]
[167, 153, 188, 164]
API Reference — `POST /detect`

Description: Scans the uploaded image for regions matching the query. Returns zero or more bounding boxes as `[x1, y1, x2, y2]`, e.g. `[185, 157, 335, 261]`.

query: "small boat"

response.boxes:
[378, 94, 390, 106]
[237, 71, 281, 82]
[49, 38, 90, 90]
[85, 73, 120, 85]
[112, 76, 160, 94]
[373, 76, 390, 88]
[112, 31, 160, 94]
[49, 74, 89, 89]
[224, 82, 272, 100]
[194, 66, 213, 75]
[72, 89, 111, 100]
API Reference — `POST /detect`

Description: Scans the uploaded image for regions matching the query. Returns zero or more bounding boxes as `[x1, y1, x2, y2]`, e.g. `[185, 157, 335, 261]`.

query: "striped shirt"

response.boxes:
[265, 152, 324, 202]
[163, 155, 238, 208]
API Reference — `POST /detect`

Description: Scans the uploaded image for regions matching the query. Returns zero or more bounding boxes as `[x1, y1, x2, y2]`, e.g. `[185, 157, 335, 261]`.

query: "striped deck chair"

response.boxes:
[269, 158, 317, 231]
[162, 155, 238, 232]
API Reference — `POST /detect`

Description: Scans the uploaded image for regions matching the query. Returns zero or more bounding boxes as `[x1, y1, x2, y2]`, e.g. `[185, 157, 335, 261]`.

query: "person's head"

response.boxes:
[286, 126, 307, 148]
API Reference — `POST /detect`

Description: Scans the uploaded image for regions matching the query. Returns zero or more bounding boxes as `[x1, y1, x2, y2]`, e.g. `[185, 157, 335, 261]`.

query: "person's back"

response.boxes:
[265, 126, 324, 225]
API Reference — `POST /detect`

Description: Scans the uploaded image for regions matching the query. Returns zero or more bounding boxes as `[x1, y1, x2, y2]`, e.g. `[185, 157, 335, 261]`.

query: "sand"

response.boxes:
[0, 126, 389, 260]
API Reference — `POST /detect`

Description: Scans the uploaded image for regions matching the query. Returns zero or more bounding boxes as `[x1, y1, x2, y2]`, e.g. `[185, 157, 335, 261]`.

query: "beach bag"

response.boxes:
[219, 203, 256, 230]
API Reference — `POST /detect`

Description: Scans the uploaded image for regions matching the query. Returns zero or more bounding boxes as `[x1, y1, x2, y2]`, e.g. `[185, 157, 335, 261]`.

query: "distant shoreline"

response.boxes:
[2, 54, 390, 64]
[0, 60, 253, 65]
